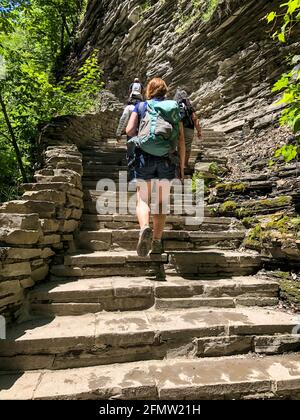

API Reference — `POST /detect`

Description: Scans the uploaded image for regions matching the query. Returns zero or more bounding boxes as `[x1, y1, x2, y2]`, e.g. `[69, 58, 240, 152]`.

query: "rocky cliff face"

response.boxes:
[68, 0, 299, 132]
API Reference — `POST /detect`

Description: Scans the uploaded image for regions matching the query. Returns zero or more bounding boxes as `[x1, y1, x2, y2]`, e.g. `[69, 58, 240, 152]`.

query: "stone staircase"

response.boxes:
[1, 129, 300, 400]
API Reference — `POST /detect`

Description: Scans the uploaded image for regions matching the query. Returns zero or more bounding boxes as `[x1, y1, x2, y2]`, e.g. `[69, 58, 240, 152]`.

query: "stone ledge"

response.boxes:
[1, 354, 300, 400]
[0, 143, 83, 321]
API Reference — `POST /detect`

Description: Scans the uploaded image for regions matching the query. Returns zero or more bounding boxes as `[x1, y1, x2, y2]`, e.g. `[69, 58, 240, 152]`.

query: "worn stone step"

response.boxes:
[83, 199, 211, 216]
[83, 190, 204, 204]
[64, 251, 167, 266]
[155, 296, 278, 310]
[168, 249, 262, 277]
[51, 251, 167, 278]
[196, 156, 228, 165]
[0, 307, 299, 371]
[81, 214, 241, 232]
[82, 172, 123, 180]
[82, 154, 126, 162]
[2, 353, 300, 400]
[83, 164, 128, 172]
[29, 276, 279, 316]
[76, 229, 245, 251]
[31, 296, 278, 316]
[50, 249, 262, 278]
[199, 141, 228, 148]
[81, 176, 200, 189]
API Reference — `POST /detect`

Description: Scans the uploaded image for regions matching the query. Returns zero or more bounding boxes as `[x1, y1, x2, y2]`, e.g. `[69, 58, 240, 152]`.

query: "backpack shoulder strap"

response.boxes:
[138, 102, 147, 119]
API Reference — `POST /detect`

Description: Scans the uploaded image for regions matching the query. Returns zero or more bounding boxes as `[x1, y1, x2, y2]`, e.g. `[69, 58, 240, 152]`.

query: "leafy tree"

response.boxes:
[265, 0, 300, 163]
[0, 0, 103, 202]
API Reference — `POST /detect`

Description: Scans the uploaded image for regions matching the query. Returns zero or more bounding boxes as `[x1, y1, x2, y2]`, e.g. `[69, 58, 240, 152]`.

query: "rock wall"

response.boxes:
[68, 0, 299, 131]
[40, 107, 121, 148]
[0, 140, 84, 323]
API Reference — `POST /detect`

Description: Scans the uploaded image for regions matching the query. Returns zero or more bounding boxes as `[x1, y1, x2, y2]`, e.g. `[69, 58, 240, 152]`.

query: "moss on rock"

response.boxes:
[215, 182, 247, 193]
[217, 200, 237, 215]
[280, 279, 300, 311]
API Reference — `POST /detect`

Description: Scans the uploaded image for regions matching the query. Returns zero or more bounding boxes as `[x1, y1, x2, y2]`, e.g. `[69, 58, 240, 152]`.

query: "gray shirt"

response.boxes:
[116, 104, 135, 137]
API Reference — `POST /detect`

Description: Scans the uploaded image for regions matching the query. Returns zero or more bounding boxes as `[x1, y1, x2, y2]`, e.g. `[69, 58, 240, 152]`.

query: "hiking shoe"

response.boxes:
[137, 225, 152, 257]
[155, 263, 166, 281]
[151, 239, 164, 255]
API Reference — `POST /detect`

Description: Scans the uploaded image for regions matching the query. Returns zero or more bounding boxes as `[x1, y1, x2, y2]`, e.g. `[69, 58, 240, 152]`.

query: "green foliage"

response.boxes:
[265, 214, 300, 234]
[274, 143, 298, 162]
[265, 1, 300, 163]
[191, 161, 223, 194]
[175, 0, 220, 34]
[202, 0, 219, 22]
[241, 217, 259, 228]
[0, 0, 103, 202]
[208, 161, 226, 176]
[141, 0, 152, 15]
[192, 172, 210, 195]
[265, 0, 300, 43]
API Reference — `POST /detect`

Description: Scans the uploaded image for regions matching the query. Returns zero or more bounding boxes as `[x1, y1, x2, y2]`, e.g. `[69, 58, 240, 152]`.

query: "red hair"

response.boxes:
[146, 78, 168, 99]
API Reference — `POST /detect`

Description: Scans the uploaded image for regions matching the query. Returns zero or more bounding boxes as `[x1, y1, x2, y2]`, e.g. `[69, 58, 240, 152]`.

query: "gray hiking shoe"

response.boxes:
[151, 239, 164, 255]
[137, 225, 152, 257]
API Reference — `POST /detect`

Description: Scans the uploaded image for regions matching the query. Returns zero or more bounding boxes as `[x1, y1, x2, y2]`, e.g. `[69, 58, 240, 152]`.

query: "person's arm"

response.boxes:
[178, 122, 186, 180]
[126, 111, 139, 137]
[192, 112, 202, 139]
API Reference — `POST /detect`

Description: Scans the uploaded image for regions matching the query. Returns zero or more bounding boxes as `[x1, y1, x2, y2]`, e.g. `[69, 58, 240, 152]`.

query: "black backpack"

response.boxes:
[179, 99, 194, 129]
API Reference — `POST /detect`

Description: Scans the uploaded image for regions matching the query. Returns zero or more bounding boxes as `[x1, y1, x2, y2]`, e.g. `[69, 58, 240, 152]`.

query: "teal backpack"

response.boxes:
[129, 99, 181, 157]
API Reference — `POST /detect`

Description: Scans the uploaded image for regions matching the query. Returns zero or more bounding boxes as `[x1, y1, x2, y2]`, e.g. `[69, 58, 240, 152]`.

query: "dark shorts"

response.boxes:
[128, 148, 177, 181]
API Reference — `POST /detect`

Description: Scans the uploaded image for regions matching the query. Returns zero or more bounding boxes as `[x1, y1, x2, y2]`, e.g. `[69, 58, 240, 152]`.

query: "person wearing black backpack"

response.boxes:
[174, 89, 202, 168]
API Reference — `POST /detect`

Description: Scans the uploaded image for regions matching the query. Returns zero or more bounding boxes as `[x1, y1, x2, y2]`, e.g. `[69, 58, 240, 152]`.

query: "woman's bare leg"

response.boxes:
[153, 179, 171, 240]
[136, 180, 152, 228]
[136, 180, 153, 257]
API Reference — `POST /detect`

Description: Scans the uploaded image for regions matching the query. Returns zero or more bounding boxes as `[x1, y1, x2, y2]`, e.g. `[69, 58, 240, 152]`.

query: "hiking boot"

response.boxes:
[151, 239, 164, 255]
[155, 263, 166, 281]
[137, 225, 152, 257]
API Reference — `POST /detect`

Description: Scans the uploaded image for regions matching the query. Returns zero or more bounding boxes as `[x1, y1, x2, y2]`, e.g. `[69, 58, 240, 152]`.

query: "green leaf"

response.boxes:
[293, 115, 300, 133]
[266, 11, 277, 23]
[278, 32, 286, 42]
[272, 74, 290, 92]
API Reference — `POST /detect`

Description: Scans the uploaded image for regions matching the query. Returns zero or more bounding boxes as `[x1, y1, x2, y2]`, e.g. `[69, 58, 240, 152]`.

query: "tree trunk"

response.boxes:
[0, 92, 28, 183]
[61, 14, 72, 38]
[60, 18, 65, 53]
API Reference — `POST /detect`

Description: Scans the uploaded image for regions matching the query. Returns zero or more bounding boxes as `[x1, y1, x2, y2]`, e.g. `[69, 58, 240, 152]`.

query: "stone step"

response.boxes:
[198, 140, 228, 148]
[81, 151, 126, 160]
[168, 249, 261, 277]
[196, 156, 228, 165]
[81, 179, 202, 191]
[51, 251, 167, 278]
[51, 248, 262, 278]
[82, 172, 124, 180]
[81, 214, 241, 231]
[80, 148, 205, 163]
[83, 164, 128, 172]
[29, 275, 279, 316]
[76, 229, 245, 251]
[82, 200, 211, 216]
[0, 307, 299, 371]
[155, 296, 278, 310]
[2, 353, 300, 400]
[50, 249, 262, 279]
[83, 190, 202, 203]
[82, 153, 126, 161]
